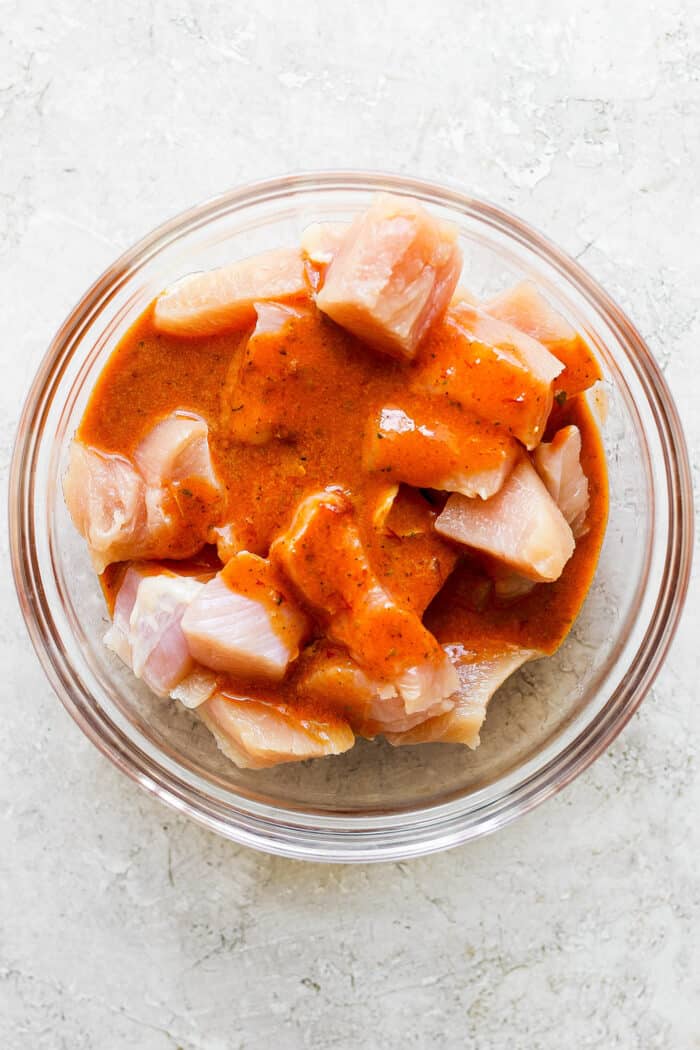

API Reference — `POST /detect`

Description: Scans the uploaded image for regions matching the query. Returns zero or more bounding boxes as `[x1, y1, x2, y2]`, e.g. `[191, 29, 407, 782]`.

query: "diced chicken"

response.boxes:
[271, 489, 459, 711]
[153, 248, 308, 337]
[387, 646, 537, 748]
[493, 571, 537, 602]
[170, 667, 219, 709]
[298, 644, 455, 737]
[134, 411, 219, 494]
[181, 552, 310, 681]
[316, 193, 462, 360]
[104, 564, 204, 697]
[300, 221, 349, 291]
[533, 425, 589, 537]
[223, 301, 317, 446]
[364, 401, 518, 499]
[207, 523, 241, 563]
[370, 482, 400, 531]
[63, 443, 148, 573]
[415, 303, 564, 449]
[64, 414, 222, 571]
[128, 574, 203, 695]
[435, 458, 575, 582]
[198, 690, 354, 769]
[103, 564, 145, 664]
[365, 485, 460, 615]
[484, 281, 602, 397]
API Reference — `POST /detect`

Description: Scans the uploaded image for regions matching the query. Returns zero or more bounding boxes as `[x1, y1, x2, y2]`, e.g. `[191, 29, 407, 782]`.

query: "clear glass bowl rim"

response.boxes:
[9, 170, 694, 863]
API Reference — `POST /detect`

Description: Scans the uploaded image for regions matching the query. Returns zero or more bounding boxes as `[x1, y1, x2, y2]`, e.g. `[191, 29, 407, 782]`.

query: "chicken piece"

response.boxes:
[198, 690, 355, 769]
[181, 552, 310, 681]
[271, 489, 459, 711]
[104, 564, 205, 697]
[63, 443, 148, 573]
[435, 458, 575, 582]
[134, 411, 219, 494]
[484, 281, 602, 397]
[207, 523, 241, 563]
[103, 564, 145, 664]
[387, 646, 537, 748]
[300, 221, 349, 291]
[533, 425, 590, 537]
[153, 247, 308, 337]
[364, 400, 518, 499]
[493, 571, 537, 602]
[170, 667, 219, 709]
[415, 303, 564, 449]
[65, 413, 222, 571]
[298, 643, 455, 737]
[369, 482, 400, 532]
[223, 301, 319, 446]
[364, 485, 460, 615]
[316, 193, 462, 360]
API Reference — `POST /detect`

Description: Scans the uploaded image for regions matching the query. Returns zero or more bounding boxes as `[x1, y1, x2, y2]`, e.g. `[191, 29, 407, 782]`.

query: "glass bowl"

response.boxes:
[10, 172, 693, 863]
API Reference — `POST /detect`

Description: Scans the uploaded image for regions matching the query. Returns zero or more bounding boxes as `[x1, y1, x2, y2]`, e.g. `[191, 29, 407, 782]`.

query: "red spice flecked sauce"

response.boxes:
[85, 294, 608, 703]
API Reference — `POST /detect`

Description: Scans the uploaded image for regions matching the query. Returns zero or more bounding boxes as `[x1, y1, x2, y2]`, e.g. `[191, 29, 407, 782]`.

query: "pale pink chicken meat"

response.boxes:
[134, 411, 219, 492]
[364, 403, 518, 500]
[271, 488, 459, 713]
[153, 247, 308, 337]
[170, 667, 219, 709]
[181, 552, 310, 681]
[533, 425, 590, 537]
[199, 691, 355, 770]
[64, 413, 222, 571]
[298, 644, 456, 737]
[387, 646, 537, 748]
[436, 458, 575, 583]
[417, 302, 565, 450]
[300, 221, 349, 290]
[484, 281, 602, 397]
[316, 193, 462, 360]
[104, 564, 205, 697]
[63, 444, 147, 573]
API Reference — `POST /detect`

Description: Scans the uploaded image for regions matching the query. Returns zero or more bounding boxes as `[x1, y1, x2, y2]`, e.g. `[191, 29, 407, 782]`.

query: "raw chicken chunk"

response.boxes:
[63, 443, 147, 573]
[298, 643, 455, 737]
[198, 690, 354, 769]
[435, 458, 575, 582]
[207, 523, 241, 563]
[364, 400, 518, 499]
[271, 488, 459, 711]
[104, 564, 204, 696]
[533, 425, 589, 537]
[316, 193, 462, 360]
[64, 413, 222, 571]
[170, 667, 219, 709]
[134, 411, 219, 493]
[387, 646, 536, 748]
[415, 303, 564, 449]
[222, 301, 320, 446]
[300, 221, 349, 290]
[181, 552, 310, 680]
[484, 281, 602, 397]
[153, 247, 308, 337]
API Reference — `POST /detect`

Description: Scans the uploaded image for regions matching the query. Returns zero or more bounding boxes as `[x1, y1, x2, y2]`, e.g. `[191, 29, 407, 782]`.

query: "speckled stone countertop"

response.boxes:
[2, 2, 698, 1047]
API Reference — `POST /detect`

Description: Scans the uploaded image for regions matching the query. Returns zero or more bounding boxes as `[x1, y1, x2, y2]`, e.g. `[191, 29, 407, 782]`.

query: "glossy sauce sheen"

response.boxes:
[84, 296, 608, 703]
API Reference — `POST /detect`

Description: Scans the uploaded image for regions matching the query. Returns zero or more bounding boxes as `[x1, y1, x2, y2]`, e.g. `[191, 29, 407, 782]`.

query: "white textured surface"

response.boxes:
[2, 1, 699, 1047]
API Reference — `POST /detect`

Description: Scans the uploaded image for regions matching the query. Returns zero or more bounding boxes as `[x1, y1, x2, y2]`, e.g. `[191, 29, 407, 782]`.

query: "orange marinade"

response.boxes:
[82, 294, 608, 694]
